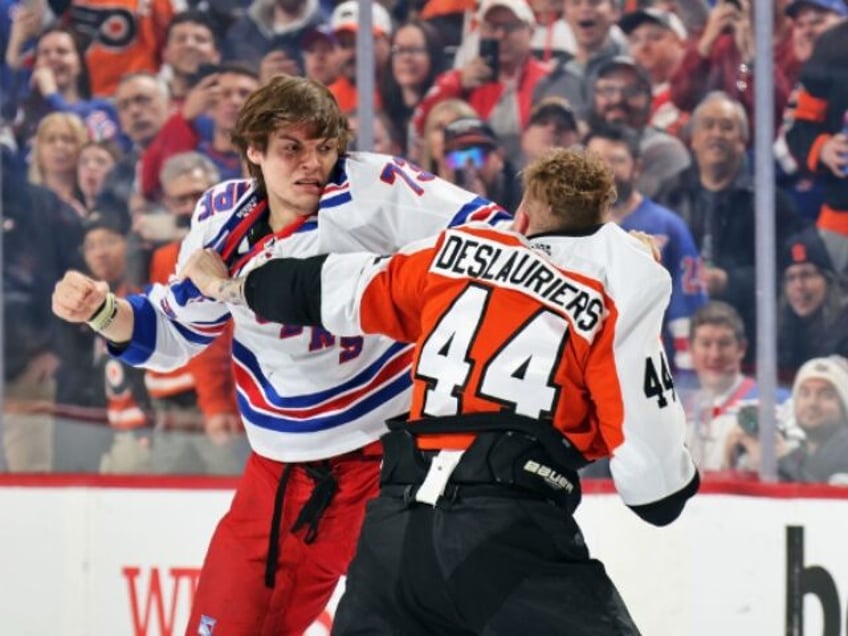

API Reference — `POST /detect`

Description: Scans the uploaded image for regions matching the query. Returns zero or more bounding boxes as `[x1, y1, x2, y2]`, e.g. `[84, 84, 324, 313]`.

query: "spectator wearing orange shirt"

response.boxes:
[327, 0, 393, 113]
[146, 151, 246, 474]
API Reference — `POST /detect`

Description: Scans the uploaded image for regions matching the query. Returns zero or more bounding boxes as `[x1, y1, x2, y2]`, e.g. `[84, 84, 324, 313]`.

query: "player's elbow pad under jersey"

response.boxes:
[627, 471, 700, 527]
[244, 256, 328, 326]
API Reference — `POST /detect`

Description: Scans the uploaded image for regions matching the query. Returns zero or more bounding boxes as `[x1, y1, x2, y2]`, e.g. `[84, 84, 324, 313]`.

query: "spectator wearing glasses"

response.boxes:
[587, 55, 690, 197]
[142, 152, 245, 475]
[777, 226, 848, 380]
[380, 20, 446, 155]
[442, 116, 521, 211]
[97, 72, 171, 229]
[413, 0, 550, 160]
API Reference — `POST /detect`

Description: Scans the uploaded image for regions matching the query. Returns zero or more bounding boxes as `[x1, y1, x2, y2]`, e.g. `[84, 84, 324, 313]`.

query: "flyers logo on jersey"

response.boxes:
[432, 233, 605, 338]
[70, 6, 138, 50]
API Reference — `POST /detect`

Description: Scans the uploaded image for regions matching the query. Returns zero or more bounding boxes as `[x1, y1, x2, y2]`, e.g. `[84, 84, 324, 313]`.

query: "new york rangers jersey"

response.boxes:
[110, 152, 509, 462]
[617, 198, 707, 371]
[304, 222, 697, 508]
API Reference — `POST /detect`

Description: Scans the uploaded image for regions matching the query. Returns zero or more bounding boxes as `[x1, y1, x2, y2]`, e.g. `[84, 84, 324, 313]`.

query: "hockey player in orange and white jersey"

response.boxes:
[186, 147, 699, 634]
[52, 75, 508, 636]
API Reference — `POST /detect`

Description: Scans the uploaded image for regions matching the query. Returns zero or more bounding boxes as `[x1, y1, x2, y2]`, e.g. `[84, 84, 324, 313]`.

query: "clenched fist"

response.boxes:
[52, 271, 110, 323]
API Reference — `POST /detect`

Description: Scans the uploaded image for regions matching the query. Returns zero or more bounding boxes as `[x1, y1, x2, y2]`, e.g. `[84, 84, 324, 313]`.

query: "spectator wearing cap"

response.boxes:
[586, 124, 706, 372]
[533, 0, 627, 116]
[726, 355, 848, 484]
[519, 96, 581, 166]
[161, 11, 222, 106]
[779, 0, 846, 87]
[586, 55, 690, 197]
[327, 0, 394, 112]
[69, 213, 150, 473]
[222, 0, 326, 76]
[415, 97, 479, 175]
[785, 12, 848, 276]
[443, 116, 522, 211]
[619, 7, 688, 137]
[777, 226, 848, 378]
[302, 25, 342, 87]
[380, 20, 447, 154]
[656, 92, 806, 360]
[668, 0, 791, 138]
[413, 0, 551, 160]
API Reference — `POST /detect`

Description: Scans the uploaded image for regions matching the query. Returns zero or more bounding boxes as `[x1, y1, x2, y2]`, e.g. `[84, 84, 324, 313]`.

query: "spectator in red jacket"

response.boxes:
[140, 61, 260, 202]
[413, 0, 550, 160]
[669, 0, 790, 139]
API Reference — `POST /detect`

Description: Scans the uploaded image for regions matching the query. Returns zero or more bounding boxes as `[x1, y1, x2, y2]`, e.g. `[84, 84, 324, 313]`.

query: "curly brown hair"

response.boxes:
[521, 148, 616, 231]
[231, 75, 351, 191]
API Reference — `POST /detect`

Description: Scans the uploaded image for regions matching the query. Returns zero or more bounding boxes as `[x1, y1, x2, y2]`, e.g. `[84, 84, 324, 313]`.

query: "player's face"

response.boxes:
[690, 324, 745, 392]
[248, 126, 340, 217]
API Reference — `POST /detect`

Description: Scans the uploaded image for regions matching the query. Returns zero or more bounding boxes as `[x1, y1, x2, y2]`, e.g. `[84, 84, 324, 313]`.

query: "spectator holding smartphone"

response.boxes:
[160, 11, 222, 106]
[442, 116, 521, 210]
[413, 0, 550, 160]
[724, 355, 848, 484]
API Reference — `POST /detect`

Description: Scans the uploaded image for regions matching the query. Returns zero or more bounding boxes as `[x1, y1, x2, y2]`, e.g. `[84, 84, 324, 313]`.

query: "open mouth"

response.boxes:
[576, 19, 597, 31]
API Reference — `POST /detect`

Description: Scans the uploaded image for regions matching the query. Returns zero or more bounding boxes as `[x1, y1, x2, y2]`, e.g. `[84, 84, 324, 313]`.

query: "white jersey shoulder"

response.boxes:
[317, 152, 508, 253]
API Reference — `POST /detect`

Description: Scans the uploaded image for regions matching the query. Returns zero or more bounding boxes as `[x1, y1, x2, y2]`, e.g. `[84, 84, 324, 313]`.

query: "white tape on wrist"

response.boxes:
[86, 292, 118, 333]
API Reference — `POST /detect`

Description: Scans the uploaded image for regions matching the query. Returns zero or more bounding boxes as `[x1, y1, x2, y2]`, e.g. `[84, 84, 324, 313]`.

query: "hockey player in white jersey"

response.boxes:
[52, 75, 509, 636]
[183, 147, 699, 634]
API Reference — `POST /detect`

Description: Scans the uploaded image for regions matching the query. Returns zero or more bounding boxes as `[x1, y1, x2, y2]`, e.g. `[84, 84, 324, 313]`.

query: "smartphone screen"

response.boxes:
[446, 146, 487, 170]
[479, 38, 499, 78]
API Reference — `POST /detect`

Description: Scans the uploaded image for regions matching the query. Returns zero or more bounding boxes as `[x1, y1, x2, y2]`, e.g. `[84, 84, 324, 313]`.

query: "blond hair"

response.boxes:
[522, 148, 616, 230]
[28, 112, 89, 184]
[420, 98, 478, 174]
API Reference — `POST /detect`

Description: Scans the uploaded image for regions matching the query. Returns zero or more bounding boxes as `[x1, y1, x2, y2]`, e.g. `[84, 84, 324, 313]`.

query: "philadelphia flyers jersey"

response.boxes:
[312, 222, 697, 508]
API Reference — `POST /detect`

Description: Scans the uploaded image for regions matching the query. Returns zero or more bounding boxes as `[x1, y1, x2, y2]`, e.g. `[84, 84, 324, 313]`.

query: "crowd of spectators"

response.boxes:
[2, 0, 848, 484]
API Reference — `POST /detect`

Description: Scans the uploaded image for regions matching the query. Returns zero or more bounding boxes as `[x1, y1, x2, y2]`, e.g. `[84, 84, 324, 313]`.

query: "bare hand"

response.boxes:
[182, 74, 220, 121]
[460, 56, 495, 89]
[52, 271, 111, 324]
[819, 133, 848, 178]
[259, 50, 300, 84]
[205, 413, 242, 445]
[628, 230, 661, 262]
[697, 2, 740, 57]
[180, 248, 238, 301]
[704, 266, 728, 295]
[6, 6, 44, 68]
[30, 65, 57, 95]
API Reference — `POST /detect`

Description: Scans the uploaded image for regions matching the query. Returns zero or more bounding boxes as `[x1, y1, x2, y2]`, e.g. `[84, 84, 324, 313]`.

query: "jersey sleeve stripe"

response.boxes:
[107, 295, 158, 364]
[171, 320, 220, 345]
[236, 372, 411, 433]
[319, 191, 353, 209]
[232, 339, 414, 408]
[234, 346, 413, 418]
[449, 197, 509, 227]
